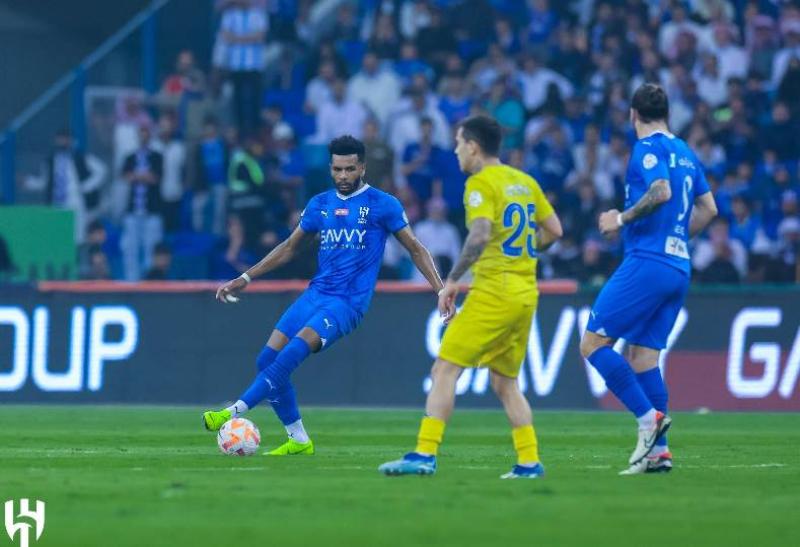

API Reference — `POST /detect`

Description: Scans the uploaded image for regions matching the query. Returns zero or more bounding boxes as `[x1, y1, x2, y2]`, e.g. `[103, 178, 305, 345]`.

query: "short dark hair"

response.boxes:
[459, 115, 502, 157]
[329, 135, 365, 162]
[631, 83, 669, 123]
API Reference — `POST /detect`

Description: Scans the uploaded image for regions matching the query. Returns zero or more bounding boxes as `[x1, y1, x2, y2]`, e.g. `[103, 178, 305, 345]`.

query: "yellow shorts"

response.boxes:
[438, 288, 537, 378]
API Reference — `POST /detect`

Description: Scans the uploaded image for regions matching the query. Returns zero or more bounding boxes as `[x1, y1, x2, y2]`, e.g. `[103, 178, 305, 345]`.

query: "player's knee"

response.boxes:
[580, 335, 605, 360]
[489, 372, 516, 399]
[431, 359, 463, 384]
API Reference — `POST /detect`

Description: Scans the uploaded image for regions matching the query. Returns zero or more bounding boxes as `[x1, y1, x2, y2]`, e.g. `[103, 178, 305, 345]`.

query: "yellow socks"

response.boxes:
[415, 416, 446, 456]
[512, 424, 540, 464]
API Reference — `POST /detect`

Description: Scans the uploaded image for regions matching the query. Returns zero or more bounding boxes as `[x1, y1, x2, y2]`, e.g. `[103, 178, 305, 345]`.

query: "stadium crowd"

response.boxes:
[23, 0, 800, 284]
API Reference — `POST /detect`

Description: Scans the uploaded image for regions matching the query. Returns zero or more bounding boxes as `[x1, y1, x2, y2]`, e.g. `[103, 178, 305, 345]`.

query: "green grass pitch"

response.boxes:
[1, 406, 798, 547]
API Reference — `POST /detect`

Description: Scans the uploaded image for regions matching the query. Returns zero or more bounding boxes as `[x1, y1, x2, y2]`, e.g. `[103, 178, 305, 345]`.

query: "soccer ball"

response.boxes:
[217, 418, 261, 456]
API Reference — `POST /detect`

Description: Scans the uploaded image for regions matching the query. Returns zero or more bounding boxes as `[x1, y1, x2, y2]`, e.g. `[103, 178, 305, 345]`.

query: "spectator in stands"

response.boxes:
[191, 117, 229, 236]
[210, 214, 257, 280]
[24, 128, 107, 244]
[729, 194, 762, 250]
[82, 246, 112, 281]
[694, 217, 748, 283]
[268, 122, 305, 206]
[695, 53, 729, 107]
[314, 78, 368, 142]
[415, 6, 458, 71]
[161, 49, 207, 101]
[470, 43, 516, 94]
[145, 242, 174, 280]
[760, 102, 799, 162]
[347, 50, 401, 126]
[401, 117, 444, 205]
[152, 113, 186, 233]
[568, 124, 613, 201]
[120, 125, 164, 281]
[368, 13, 401, 60]
[483, 77, 525, 149]
[363, 118, 394, 191]
[516, 53, 573, 115]
[394, 41, 434, 86]
[227, 135, 267, 250]
[704, 22, 748, 80]
[213, 0, 268, 134]
[769, 215, 800, 282]
[747, 14, 778, 81]
[438, 74, 472, 126]
[524, 0, 558, 47]
[771, 20, 800, 89]
[411, 197, 461, 281]
[305, 60, 337, 113]
[492, 17, 520, 56]
[78, 220, 119, 280]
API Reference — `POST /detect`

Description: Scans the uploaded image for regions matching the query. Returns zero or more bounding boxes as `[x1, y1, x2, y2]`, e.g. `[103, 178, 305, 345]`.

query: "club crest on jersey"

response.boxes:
[642, 153, 658, 170]
[468, 191, 483, 207]
[335, 208, 349, 216]
[358, 206, 370, 224]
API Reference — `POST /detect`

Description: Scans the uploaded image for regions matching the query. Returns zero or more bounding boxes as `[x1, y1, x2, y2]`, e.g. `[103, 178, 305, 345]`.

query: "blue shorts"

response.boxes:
[274, 287, 362, 351]
[587, 256, 689, 350]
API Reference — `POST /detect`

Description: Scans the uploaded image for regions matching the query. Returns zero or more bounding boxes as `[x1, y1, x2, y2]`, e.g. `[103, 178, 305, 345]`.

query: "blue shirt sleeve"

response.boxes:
[636, 141, 670, 187]
[381, 195, 409, 233]
[300, 195, 322, 233]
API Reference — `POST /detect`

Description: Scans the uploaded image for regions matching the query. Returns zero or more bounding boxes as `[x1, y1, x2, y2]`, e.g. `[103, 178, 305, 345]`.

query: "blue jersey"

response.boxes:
[623, 132, 710, 274]
[299, 184, 408, 314]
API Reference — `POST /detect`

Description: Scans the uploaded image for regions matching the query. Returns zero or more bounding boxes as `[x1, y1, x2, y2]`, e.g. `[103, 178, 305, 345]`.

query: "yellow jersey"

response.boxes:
[463, 164, 554, 298]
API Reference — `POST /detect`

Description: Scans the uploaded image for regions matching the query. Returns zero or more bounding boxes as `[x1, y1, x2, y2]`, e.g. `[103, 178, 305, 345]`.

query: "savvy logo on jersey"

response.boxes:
[320, 228, 367, 246]
[5, 499, 45, 547]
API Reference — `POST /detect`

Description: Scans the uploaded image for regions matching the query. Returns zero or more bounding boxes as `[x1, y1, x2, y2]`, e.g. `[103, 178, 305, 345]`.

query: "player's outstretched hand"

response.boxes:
[599, 209, 622, 236]
[215, 277, 247, 304]
[438, 282, 458, 324]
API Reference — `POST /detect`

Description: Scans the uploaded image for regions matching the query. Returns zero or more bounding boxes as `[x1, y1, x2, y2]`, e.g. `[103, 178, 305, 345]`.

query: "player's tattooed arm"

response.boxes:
[394, 226, 445, 292]
[447, 218, 492, 282]
[620, 179, 672, 224]
[688, 191, 718, 237]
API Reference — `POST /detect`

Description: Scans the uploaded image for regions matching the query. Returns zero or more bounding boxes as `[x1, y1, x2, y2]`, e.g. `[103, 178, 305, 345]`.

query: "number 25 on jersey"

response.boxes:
[502, 203, 537, 258]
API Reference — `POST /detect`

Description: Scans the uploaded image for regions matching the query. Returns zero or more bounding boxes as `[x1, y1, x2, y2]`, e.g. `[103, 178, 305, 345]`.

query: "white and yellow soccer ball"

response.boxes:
[217, 418, 261, 456]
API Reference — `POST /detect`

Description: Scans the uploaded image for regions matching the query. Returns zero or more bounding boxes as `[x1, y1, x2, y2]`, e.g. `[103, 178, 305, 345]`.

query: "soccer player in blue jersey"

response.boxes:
[579, 83, 718, 474]
[202, 135, 452, 455]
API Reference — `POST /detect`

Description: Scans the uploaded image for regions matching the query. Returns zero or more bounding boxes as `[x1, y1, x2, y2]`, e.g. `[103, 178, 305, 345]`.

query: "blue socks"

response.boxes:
[588, 347, 654, 418]
[268, 383, 301, 425]
[252, 344, 300, 424]
[637, 367, 669, 446]
[256, 345, 278, 371]
[240, 337, 312, 417]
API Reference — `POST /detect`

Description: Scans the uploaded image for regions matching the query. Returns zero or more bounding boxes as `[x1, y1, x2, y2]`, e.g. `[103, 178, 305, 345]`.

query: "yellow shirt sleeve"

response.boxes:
[464, 174, 496, 225]
[531, 179, 554, 223]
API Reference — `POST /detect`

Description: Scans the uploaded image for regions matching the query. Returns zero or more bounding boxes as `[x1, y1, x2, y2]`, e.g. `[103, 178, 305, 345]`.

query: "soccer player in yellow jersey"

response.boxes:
[380, 115, 563, 479]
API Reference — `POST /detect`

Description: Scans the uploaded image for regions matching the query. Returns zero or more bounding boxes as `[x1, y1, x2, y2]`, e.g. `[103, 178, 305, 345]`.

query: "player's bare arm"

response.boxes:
[599, 179, 672, 235]
[438, 217, 492, 313]
[536, 212, 564, 251]
[393, 226, 453, 321]
[688, 191, 718, 237]
[215, 226, 316, 303]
